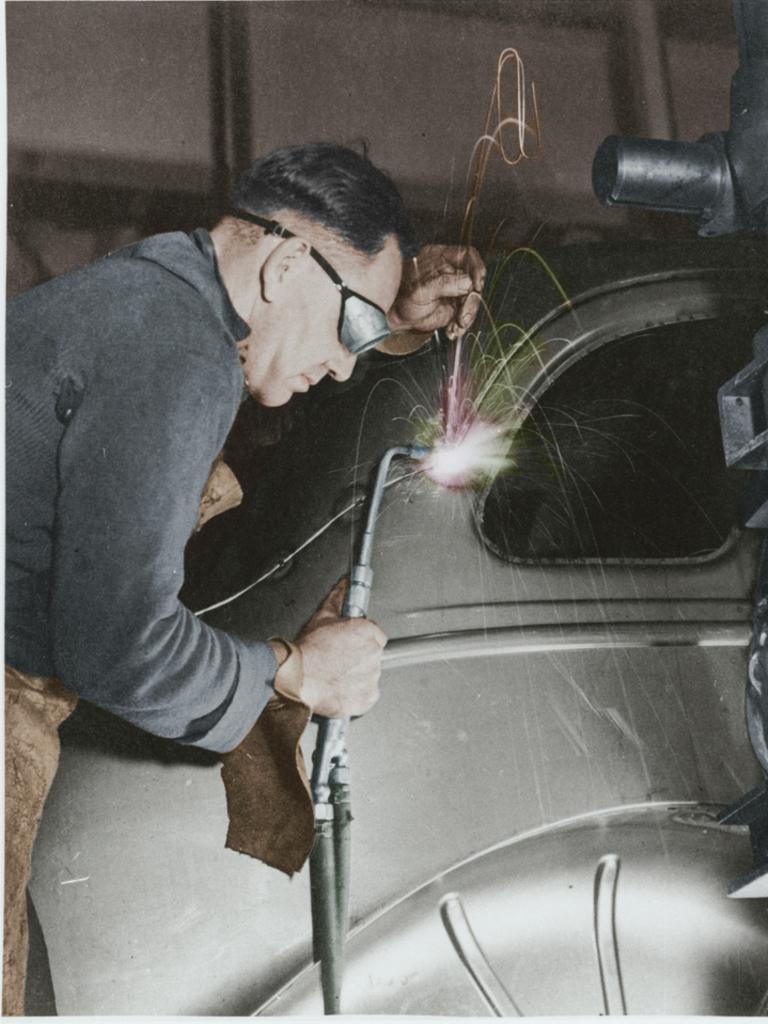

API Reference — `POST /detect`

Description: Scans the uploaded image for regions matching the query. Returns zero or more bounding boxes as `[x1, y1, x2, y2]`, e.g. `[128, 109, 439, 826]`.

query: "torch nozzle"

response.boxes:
[405, 443, 431, 461]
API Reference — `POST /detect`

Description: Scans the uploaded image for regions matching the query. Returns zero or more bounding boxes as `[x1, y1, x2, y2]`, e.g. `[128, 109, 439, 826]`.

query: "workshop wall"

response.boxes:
[7, 0, 737, 293]
[7, 2, 210, 168]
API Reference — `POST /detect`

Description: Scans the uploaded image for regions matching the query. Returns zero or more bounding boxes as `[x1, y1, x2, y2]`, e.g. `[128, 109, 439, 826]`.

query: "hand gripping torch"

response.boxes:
[309, 444, 429, 1015]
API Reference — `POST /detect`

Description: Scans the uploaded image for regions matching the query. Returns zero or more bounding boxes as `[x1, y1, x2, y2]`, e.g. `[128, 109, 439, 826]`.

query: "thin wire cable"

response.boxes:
[192, 471, 417, 617]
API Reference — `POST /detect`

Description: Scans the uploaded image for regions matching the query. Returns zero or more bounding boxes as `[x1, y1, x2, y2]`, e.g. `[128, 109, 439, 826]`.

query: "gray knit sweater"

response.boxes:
[5, 229, 278, 752]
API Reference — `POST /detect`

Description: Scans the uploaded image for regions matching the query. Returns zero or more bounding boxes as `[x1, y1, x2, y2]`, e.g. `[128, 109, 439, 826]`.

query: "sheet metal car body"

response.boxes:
[30, 237, 768, 1015]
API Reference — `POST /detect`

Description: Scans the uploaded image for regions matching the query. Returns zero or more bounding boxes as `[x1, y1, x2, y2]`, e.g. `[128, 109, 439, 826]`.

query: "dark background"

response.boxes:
[7, 0, 738, 294]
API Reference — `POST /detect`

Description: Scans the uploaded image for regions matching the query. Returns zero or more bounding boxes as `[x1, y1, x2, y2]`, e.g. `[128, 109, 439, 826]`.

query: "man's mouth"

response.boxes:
[291, 372, 325, 393]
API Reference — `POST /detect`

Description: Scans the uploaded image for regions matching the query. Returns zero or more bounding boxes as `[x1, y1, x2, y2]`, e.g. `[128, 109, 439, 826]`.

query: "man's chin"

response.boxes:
[249, 376, 311, 407]
[246, 382, 292, 408]
[255, 392, 292, 408]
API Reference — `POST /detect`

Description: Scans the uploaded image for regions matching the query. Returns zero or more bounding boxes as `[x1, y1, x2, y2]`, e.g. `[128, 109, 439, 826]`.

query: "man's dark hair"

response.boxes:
[231, 143, 419, 259]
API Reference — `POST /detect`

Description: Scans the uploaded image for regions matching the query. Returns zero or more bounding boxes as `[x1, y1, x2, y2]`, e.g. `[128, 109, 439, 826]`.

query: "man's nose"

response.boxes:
[325, 347, 357, 382]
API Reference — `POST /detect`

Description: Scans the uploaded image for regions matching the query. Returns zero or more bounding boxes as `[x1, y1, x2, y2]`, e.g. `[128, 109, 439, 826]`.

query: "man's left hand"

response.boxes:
[387, 245, 486, 341]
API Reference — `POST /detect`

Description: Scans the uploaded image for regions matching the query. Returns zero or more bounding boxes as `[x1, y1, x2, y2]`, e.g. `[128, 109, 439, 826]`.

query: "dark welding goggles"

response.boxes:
[230, 209, 392, 355]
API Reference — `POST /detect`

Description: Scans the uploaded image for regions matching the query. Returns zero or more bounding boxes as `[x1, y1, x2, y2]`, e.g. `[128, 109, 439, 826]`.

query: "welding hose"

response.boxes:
[310, 772, 352, 1016]
[310, 723, 353, 1011]
[310, 718, 348, 1015]
[310, 599, 360, 1014]
[331, 765, 352, 941]
[309, 818, 341, 1014]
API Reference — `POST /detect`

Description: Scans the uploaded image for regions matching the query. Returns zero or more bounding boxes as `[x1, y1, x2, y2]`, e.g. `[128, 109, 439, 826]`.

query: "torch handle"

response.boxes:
[342, 564, 373, 620]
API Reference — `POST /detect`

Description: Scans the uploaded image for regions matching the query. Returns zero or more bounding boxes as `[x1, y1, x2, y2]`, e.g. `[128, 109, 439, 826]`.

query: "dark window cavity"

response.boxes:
[479, 316, 761, 564]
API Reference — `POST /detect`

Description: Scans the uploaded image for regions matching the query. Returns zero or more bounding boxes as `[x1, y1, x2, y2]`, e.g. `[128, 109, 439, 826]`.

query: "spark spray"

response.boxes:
[412, 330, 519, 491]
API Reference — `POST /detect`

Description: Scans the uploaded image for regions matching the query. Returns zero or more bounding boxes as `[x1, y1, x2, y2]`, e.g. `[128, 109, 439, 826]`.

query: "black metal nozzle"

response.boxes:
[592, 1, 768, 237]
[593, 135, 731, 218]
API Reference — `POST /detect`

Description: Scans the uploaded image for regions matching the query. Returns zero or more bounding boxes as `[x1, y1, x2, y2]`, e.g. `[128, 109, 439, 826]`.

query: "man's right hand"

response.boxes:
[292, 578, 386, 717]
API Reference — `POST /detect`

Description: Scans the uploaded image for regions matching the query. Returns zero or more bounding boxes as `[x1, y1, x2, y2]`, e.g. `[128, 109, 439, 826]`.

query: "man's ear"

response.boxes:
[261, 236, 311, 302]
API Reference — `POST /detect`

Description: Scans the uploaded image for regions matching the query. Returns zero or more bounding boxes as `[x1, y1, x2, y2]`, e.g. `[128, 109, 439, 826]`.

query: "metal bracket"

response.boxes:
[718, 782, 768, 897]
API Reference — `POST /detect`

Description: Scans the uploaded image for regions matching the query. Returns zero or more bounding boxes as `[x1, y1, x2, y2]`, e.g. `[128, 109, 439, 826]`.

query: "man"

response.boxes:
[5, 143, 485, 1012]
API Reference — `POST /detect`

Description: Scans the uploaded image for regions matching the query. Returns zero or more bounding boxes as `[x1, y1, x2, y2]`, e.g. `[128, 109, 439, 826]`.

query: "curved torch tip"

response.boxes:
[406, 443, 431, 460]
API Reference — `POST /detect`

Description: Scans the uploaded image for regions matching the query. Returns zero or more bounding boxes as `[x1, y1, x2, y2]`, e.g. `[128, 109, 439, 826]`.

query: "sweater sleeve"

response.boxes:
[50, 288, 277, 753]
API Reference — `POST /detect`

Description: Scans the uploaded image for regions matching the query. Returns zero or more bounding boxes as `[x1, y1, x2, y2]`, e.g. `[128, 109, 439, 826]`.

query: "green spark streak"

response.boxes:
[409, 246, 574, 491]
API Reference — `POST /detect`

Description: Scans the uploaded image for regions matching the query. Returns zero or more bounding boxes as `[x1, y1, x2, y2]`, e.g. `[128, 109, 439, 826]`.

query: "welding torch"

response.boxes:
[309, 443, 429, 1015]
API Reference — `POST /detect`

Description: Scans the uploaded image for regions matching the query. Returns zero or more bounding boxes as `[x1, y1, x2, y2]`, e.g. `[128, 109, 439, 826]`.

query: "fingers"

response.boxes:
[312, 666, 381, 719]
[358, 617, 387, 648]
[313, 640, 382, 718]
[455, 290, 484, 334]
[391, 246, 486, 337]
[318, 576, 348, 618]
[403, 245, 487, 321]
[426, 272, 475, 301]
[335, 616, 387, 650]
[406, 291, 482, 337]
[411, 245, 486, 290]
[407, 262, 472, 303]
[297, 616, 387, 718]
[463, 246, 487, 291]
[404, 295, 462, 330]
[300, 576, 348, 632]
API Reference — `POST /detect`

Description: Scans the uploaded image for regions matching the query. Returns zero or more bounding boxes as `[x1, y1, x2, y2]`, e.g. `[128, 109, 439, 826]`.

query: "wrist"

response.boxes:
[268, 637, 305, 705]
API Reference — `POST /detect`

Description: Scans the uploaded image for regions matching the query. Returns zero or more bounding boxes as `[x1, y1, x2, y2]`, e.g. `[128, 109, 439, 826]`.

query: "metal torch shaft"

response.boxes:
[342, 446, 418, 617]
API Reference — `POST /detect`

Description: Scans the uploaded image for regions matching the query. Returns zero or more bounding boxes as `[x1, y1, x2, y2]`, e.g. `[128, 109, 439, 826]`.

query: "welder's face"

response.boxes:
[238, 235, 402, 408]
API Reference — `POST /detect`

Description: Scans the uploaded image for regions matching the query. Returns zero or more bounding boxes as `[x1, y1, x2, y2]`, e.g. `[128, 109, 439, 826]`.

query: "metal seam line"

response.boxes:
[382, 621, 750, 668]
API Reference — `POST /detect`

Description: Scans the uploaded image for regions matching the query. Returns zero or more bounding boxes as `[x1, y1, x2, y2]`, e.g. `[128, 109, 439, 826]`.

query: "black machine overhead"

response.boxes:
[593, 0, 768, 236]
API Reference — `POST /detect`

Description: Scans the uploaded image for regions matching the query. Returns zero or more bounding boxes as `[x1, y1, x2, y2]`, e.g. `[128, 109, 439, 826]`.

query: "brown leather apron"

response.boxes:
[3, 667, 78, 1016]
[4, 458, 315, 1014]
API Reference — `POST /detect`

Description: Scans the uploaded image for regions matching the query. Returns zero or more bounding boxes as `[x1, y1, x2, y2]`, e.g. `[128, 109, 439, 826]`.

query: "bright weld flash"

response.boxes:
[421, 419, 511, 489]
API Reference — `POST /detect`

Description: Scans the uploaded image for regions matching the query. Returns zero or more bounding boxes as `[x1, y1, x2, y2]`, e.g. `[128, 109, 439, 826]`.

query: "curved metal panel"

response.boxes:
[257, 804, 768, 1016]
